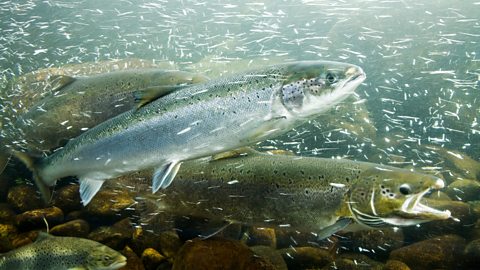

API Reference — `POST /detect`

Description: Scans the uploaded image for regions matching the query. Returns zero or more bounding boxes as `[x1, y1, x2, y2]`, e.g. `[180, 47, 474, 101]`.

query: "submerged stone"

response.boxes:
[50, 218, 90, 238]
[7, 185, 44, 213]
[241, 226, 276, 248]
[120, 245, 145, 270]
[141, 248, 167, 270]
[389, 234, 466, 270]
[384, 260, 411, 270]
[321, 253, 384, 270]
[445, 179, 480, 202]
[280, 246, 334, 269]
[250, 245, 288, 270]
[83, 189, 135, 222]
[15, 206, 63, 231]
[342, 227, 404, 260]
[172, 237, 275, 270]
[52, 184, 82, 213]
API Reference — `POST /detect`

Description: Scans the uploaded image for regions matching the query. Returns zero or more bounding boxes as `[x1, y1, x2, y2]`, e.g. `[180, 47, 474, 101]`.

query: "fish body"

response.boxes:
[136, 149, 450, 235]
[0, 232, 126, 270]
[17, 60, 366, 205]
[4, 68, 207, 154]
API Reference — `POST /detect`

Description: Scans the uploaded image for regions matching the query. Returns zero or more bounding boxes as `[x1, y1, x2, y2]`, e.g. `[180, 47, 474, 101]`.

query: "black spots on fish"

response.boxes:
[300, 170, 305, 175]
[345, 176, 350, 182]
[318, 174, 325, 180]
[273, 169, 278, 175]
[304, 188, 310, 196]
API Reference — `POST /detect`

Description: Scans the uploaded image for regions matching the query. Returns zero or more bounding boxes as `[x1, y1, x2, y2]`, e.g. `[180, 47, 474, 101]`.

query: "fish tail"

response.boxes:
[13, 151, 51, 203]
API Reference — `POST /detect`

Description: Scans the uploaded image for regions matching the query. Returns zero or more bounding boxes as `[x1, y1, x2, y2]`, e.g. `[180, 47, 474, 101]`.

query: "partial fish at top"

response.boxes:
[16, 60, 366, 205]
[0, 68, 207, 174]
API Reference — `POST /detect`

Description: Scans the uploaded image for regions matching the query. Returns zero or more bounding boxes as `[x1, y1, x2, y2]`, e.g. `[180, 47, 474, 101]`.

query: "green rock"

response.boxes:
[445, 179, 480, 201]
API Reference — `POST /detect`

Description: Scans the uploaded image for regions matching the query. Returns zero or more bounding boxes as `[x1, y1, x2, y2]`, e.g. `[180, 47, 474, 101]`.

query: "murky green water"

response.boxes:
[0, 1, 479, 269]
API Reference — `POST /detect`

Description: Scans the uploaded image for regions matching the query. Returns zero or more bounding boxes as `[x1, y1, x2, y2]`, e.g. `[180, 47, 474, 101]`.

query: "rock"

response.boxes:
[15, 206, 64, 231]
[463, 239, 480, 268]
[402, 199, 475, 241]
[445, 179, 480, 201]
[280, 246, 333, 269]
[0, 223, 17, 252]
[157, 230, 183, 262]
[120, 245, 145, 270]
[322, 253, 384, 270]
[141, 248, 167, 270]
[251, 245, 288, 270]
[83, 189, 135, 223]
[52, 184, 82, 213]
[173, 215, 242, 241]
[88, 226, 131, 250]
[389, 234, 466, 270]
[50, 219, 90, 237]
[65, 210, 83, 221]
[172, 237, 276, 270]
[342, 228, 404, 260]
[0, 203, 16, 223]
[7, 185, 44, 213]
[10, 230, 39, 249]
[384, 260, 411, 270]
[0, 173, 12, 202]
[241, 226, 276, 248]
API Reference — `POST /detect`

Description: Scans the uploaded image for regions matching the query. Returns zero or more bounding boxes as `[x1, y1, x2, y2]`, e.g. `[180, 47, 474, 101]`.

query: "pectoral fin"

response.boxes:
[79, 178, 105, 206]
[134, 85, 187, 109]
[152, 161, 182, 193]
[316, 218, 353, 240]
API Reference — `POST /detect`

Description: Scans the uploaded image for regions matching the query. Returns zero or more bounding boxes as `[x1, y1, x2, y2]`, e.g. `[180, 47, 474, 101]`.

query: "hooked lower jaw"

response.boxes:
[399, 181, 451, 222]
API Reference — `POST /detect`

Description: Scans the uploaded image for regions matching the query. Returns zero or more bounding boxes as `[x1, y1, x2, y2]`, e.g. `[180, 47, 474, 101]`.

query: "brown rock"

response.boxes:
[445, 179, 480, 201]
[11, 230, 39, 249]
[50, 219, 90, 237]
[52, 184, 82, 213]
[384, 260, 411, 270]
[241, 226, 276, 247]
[280, 246, 333, 269]
[141, 248, 167, 270]
[65, 210, 83, 221]
[343, 228, 404, 260]
[7, 185, 44, 213]
[0, 173, 12, 202]
[275, 227, 338, 251]
[172, 237, 275, 270]
[322, 253, 384, 270]
[88, 225, 132, 250]
[463, 239, 480, 267]
[251, 245, 288, 270]
[157, 230, 183, 262]
[84, 189, 135, 222]
[0, 223, 17, 252]
[15, 206, 64, 231]
[120, 245, 145, 270]
[0, 203, 16, 223]
[389, 234, 466, 270]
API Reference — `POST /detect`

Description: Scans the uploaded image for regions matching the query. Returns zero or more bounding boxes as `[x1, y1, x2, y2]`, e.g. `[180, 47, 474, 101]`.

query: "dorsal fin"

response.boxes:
[211, 147, 260, 161]
[49, 75, 76, 92]
[134, 85, 187, 109]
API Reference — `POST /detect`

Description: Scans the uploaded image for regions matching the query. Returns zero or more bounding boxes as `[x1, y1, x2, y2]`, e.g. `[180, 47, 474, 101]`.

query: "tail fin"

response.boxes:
[13, 151, 51, 203]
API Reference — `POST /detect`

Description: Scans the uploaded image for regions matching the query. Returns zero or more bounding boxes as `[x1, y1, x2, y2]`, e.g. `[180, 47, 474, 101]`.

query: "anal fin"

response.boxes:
[79, 178, 105, 206]
[152, 161, 182, 193]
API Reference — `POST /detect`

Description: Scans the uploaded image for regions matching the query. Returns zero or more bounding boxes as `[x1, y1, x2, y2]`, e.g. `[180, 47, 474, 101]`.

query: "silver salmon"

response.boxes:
[16, 60, 366, 205]
[135, 149, 451, 237]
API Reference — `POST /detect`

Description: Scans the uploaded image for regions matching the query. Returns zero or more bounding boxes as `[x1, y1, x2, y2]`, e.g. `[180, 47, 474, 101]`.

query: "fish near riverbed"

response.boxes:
[16, 60, 366, 205]
[135, 149, 451, 238]
[0, 232, 126, 270]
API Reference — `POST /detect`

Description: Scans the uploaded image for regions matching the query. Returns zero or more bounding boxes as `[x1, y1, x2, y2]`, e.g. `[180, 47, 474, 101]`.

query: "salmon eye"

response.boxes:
[399, 184, 411, 195]
[326, 72, 337, 84]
